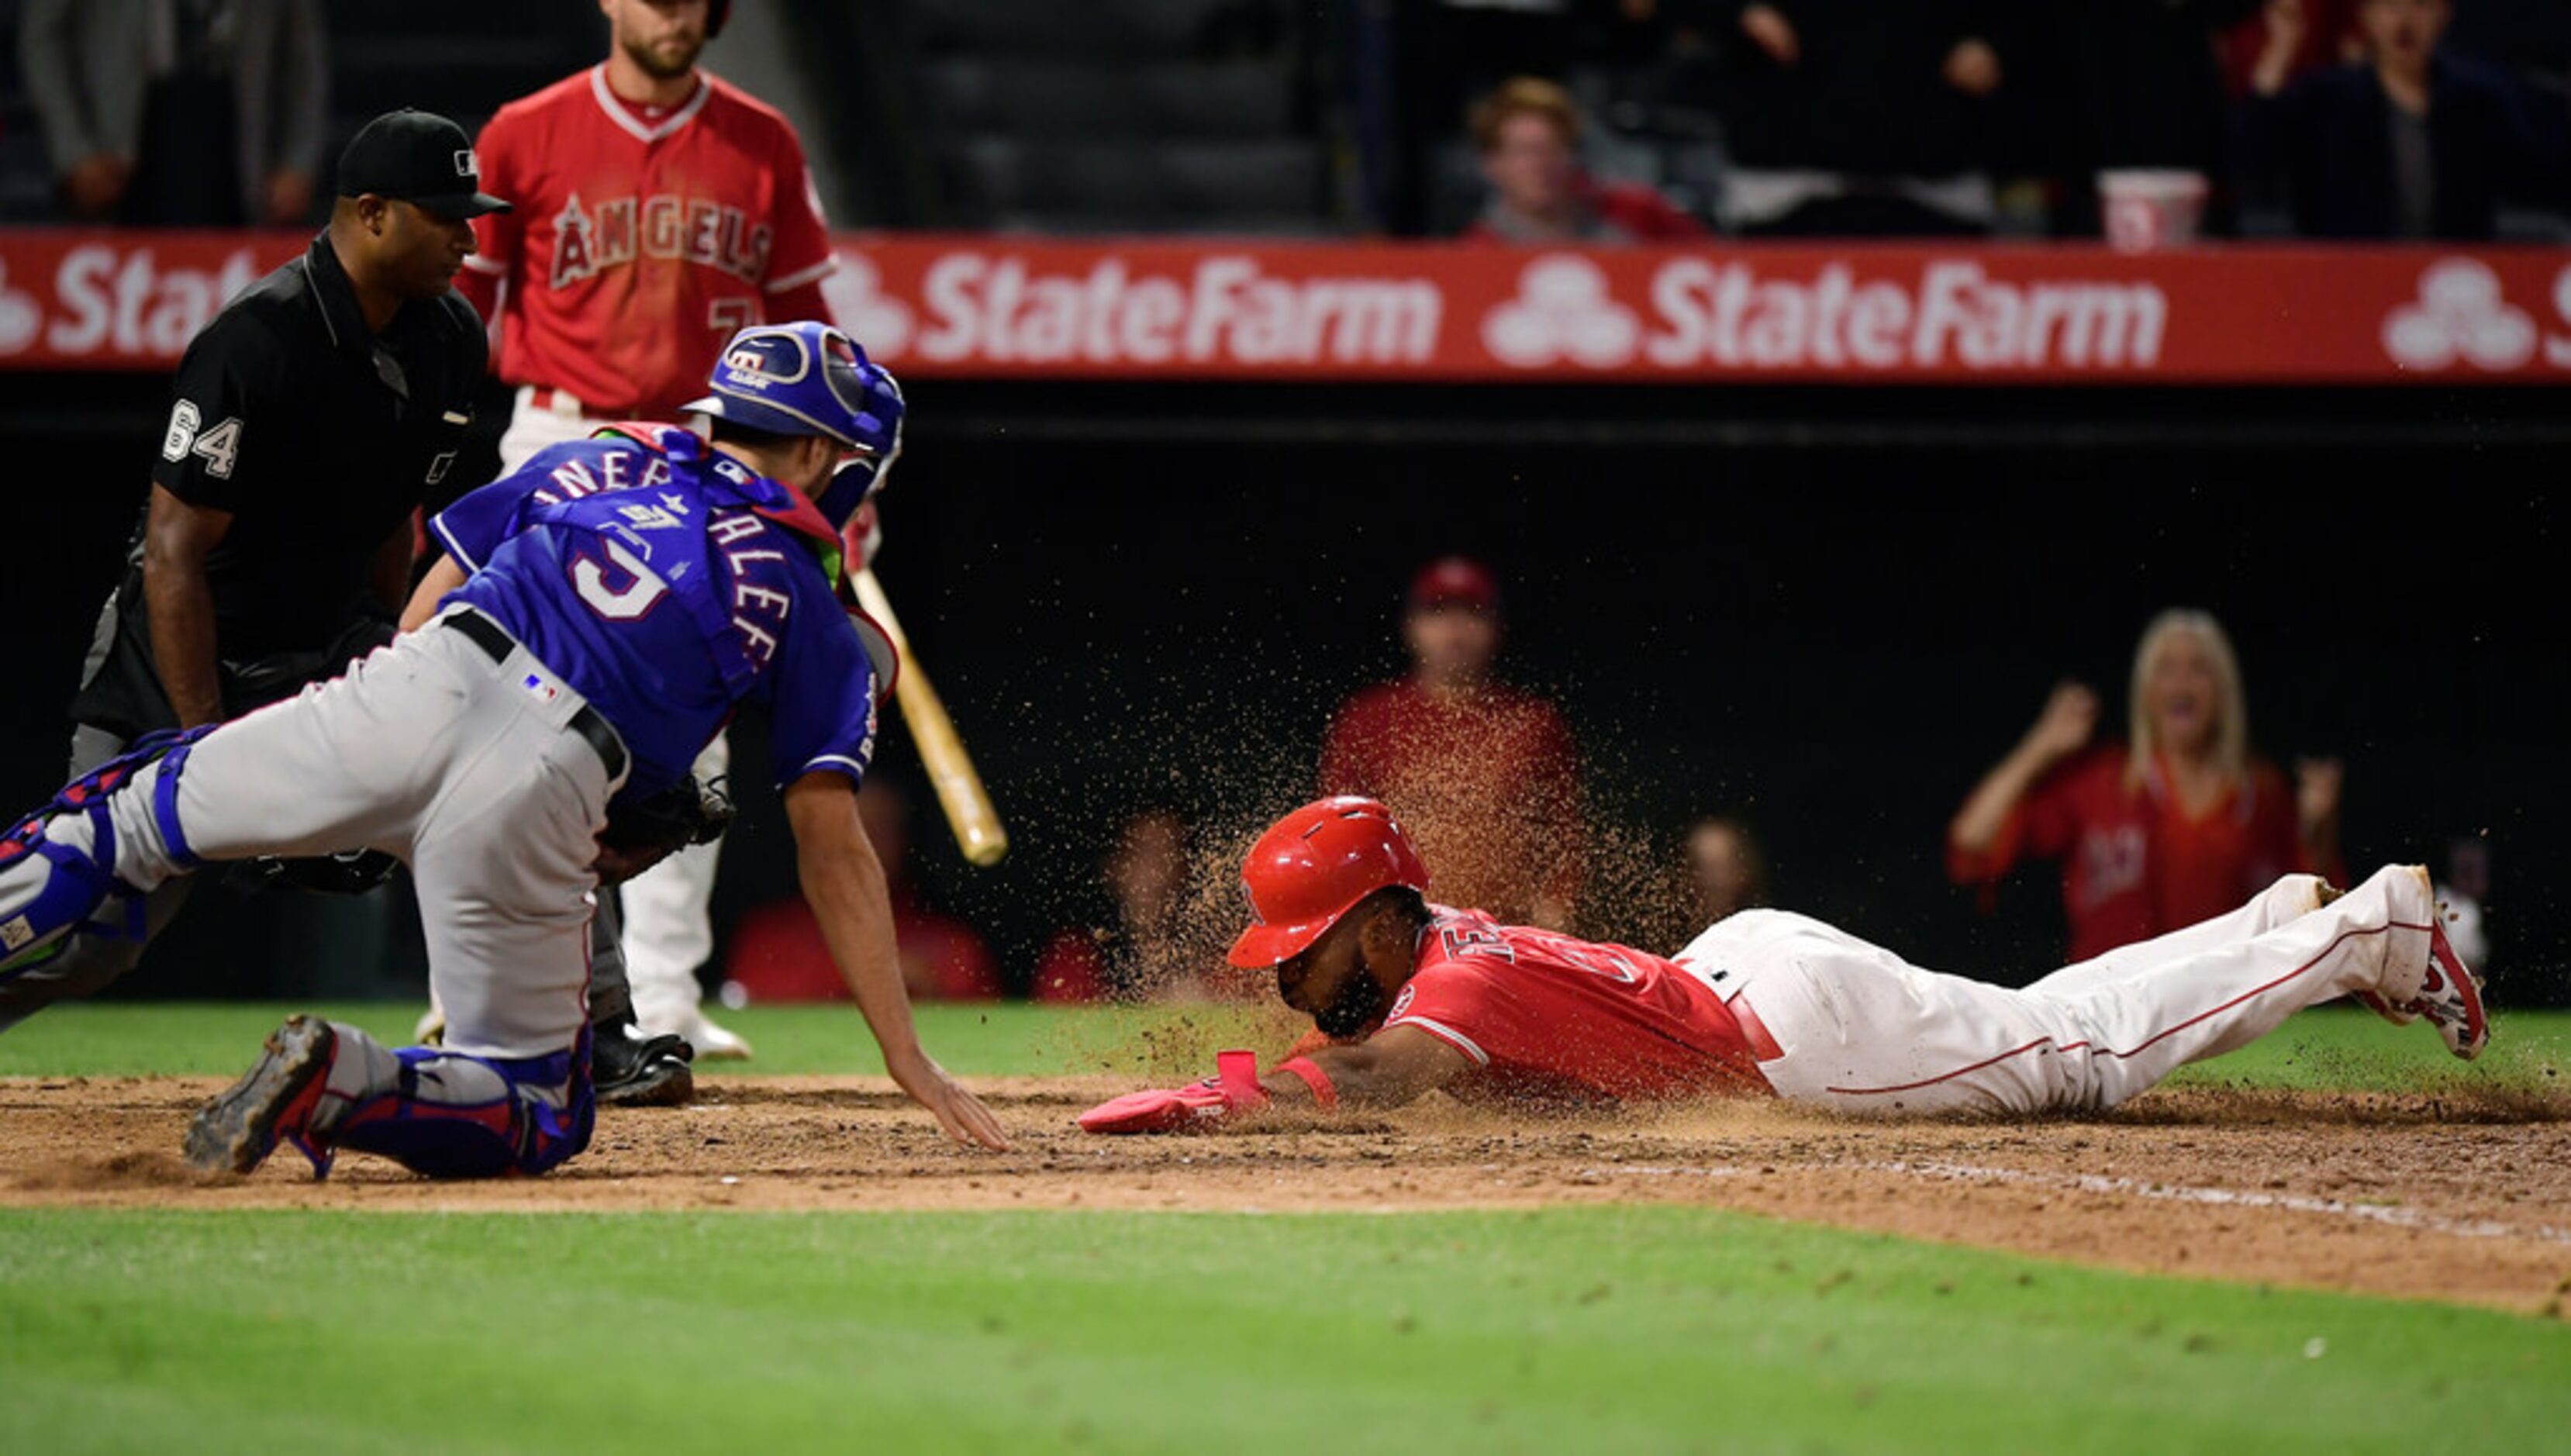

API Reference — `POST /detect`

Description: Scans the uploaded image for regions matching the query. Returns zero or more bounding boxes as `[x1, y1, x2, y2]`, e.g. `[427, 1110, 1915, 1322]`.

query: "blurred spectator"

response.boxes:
[1379, 1, 1576, 236]
[1364, 1, 1676, 233]
[1686, 814, 1769, 925]
[723, 781, 1003, 1004]
[2222, 0, 2361, 94]
[19, 0, 327, 226]
[1947, 609, 2347, 964]
[1320, 557, 1583, 930]
[1460, 77, 1705, 242]
[2248, 0, 2546, 239]
[1031, 809, 1196, 1003]
[1710, 0, 2009, 235]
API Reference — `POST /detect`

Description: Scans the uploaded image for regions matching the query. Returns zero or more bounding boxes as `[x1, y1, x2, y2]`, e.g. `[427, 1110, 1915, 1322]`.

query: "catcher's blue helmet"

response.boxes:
[684, 321, 903, 529]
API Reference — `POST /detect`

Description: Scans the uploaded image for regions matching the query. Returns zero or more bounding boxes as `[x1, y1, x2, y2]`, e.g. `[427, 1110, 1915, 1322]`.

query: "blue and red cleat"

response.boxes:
[185, 1016, 339, 1177]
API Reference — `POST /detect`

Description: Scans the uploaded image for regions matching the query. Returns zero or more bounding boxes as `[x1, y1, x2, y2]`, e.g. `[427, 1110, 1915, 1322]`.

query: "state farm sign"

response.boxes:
[4, 228, 2569, 385]
[0, 236, 278, 363]
[906, 254, 1442, 367]
[824, 236, 2571, 384]
[1481, 254, 2165, 371]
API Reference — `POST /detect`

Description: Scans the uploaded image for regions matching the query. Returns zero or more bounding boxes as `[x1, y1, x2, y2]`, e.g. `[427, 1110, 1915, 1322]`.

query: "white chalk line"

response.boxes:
[1558, 1160, 2571, 1246]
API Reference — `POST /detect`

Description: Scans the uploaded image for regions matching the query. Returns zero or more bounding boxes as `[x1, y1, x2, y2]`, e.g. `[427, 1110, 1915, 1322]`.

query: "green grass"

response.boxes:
[2, 1001, 2562, 1089]
[2165, 1004, 2569, 1093]
[5, 1006, 2564, 1454]
[0, 1001, 1283, 1078]
[0, 1206, 2562, 1456]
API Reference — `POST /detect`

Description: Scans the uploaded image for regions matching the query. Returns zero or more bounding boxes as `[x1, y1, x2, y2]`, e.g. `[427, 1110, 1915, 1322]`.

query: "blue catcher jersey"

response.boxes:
[428, 425, 885, 801]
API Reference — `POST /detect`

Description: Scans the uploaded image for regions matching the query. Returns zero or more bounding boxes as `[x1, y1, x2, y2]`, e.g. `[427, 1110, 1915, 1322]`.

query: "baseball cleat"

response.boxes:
[2410, 915, 2489, 1061]
[669, 1006, 752, 1061]
[185, 1016, 336, 1176]
[592, 1016, 695, 1107]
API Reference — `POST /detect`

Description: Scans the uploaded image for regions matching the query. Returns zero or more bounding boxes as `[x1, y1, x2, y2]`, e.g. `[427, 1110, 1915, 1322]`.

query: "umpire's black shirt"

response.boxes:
[72, 233, 488, 737]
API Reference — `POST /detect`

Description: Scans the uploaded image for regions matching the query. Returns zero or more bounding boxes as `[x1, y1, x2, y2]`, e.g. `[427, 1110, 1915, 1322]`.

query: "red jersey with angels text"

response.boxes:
[464, 67, 837, 418]
[1381, 907, 1772, 1105]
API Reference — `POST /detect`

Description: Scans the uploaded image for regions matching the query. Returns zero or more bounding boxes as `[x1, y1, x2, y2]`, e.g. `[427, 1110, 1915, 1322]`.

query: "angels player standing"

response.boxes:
[453, 0, 838, 1063]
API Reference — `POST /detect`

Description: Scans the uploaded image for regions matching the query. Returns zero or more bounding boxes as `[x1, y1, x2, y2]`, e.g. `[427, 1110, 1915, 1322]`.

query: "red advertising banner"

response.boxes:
[3, 229, 2568, 385]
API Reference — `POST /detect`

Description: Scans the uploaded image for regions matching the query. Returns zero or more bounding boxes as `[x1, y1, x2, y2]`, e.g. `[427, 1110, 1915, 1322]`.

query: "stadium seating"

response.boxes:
[893, 0, 1333, 236]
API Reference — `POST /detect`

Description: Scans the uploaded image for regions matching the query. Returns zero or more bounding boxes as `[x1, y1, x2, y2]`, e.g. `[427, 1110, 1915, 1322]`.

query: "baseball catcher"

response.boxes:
[0, 322, 1008, 1178]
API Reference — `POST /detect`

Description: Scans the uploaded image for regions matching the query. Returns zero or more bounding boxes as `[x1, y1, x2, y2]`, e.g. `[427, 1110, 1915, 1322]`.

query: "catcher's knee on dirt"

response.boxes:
[303, 1023, 595, 1179]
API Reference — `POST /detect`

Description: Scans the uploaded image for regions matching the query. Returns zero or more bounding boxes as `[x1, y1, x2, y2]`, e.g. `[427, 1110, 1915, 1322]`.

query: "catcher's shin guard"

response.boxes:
[0, 727, 212, 973]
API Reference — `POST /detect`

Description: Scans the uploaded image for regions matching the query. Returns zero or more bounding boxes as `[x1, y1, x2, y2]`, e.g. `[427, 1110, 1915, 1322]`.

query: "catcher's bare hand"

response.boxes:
[887, 1048, 1012, 1151]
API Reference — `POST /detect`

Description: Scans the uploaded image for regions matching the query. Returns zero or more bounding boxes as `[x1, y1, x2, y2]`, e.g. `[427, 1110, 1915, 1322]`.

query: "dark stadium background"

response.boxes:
[4, 373, 2564, 1006]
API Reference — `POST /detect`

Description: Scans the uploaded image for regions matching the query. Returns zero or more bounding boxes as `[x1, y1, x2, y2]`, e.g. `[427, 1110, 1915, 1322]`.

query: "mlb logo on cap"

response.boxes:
[336, 109, 511, 219]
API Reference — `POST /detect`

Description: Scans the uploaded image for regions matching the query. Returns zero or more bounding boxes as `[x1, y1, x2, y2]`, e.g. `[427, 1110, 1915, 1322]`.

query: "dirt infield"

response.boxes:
[5, 1074, 2566, 1315]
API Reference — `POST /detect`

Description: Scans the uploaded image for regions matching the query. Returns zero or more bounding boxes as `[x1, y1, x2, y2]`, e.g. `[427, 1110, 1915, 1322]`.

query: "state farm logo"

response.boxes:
[0, 244, 264, 361]
[2382, 258, 2538, 371]
[1482, 255, 1639, 367]
[909, 253, 1441, 367]
[822, 249, 913, 362]
[0, 262, 38, 355]
[1479, 257, 2166, 373]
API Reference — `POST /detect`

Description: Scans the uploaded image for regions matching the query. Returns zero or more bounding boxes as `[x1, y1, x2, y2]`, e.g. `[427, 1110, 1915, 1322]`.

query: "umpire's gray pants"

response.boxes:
[76, 616, 623, 1057]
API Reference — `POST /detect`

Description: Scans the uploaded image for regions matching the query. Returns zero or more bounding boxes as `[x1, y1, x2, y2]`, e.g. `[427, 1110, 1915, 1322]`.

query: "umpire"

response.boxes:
[11, 110, 691, 1104]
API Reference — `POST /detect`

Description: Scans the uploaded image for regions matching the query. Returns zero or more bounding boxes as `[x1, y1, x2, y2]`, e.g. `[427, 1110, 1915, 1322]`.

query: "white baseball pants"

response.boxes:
[1678, 867, 2438, 1117]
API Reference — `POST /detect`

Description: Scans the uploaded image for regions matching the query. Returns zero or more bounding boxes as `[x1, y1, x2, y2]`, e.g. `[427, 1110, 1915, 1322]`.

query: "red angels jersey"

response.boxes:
[465, 67, 837, 419]
[1382, 908, 1772, 1105]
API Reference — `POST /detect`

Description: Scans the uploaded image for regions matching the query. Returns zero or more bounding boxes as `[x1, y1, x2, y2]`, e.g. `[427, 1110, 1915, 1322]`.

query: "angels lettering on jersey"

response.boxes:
[464, 68, 837, 419]
[548, 191, 772, 290]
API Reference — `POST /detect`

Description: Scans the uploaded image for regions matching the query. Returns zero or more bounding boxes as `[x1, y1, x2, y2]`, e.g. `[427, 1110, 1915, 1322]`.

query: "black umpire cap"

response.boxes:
[336, 109, 512, 219]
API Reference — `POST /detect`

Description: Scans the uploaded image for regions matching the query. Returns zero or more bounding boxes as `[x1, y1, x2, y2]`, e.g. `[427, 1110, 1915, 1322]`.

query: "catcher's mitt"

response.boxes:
[594, 774, 735, 885]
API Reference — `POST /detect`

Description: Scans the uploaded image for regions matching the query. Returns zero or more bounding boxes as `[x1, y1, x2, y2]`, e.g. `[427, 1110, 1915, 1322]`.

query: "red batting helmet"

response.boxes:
[1227, 798, 1430, 968]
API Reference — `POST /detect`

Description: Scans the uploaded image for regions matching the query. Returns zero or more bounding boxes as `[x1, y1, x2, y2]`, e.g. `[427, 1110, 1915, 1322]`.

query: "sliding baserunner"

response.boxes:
[1080, 797, 2484, 1132]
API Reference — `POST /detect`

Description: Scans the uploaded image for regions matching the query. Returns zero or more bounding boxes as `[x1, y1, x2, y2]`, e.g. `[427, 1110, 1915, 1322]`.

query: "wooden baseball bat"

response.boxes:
[851, 568, 1009, 867]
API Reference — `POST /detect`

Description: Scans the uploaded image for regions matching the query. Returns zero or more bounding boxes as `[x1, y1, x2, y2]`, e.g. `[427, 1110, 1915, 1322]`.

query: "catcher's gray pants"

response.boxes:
[0, 726, 192, 1032]
[19, 616, 623, 1057]
[2, 727, 640, 1038]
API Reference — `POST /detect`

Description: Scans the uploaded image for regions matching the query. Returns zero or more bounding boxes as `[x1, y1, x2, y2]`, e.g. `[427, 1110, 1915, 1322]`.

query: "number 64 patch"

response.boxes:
[161, 399, 243, 479]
